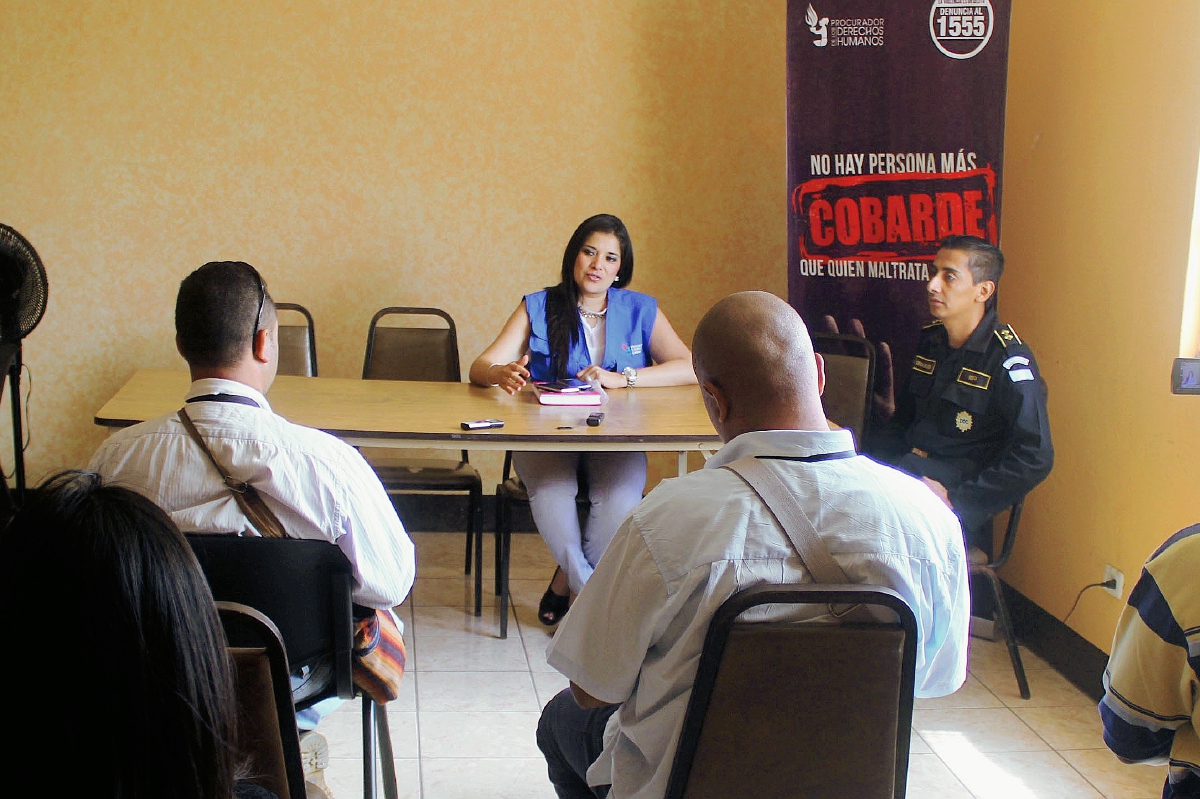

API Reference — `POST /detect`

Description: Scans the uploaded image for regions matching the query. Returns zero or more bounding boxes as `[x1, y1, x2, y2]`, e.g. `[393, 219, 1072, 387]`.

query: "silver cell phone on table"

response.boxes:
[461, 419, 504, 430]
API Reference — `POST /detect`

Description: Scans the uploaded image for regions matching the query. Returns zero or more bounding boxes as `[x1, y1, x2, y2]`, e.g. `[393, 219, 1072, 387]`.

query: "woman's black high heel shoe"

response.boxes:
[538, 566, 570, 626]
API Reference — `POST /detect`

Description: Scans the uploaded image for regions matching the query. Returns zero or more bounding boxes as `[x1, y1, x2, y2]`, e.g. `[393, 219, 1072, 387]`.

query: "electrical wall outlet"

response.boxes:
[1103, 564, 1125, 599]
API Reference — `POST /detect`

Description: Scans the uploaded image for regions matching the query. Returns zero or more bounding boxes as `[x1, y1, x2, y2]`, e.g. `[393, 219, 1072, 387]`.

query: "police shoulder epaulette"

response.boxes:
[922, 319, 944, 330]
[993, 324, 1022, 348]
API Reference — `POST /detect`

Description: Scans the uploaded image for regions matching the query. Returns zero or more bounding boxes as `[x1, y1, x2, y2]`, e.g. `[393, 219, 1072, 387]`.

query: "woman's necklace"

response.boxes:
[577, 304, 608, 321]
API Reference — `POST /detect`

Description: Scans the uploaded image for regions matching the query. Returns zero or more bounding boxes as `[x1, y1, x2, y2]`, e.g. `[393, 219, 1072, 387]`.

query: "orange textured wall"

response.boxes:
[999, 0, 1200, 650]
[0, 1, 787, 488]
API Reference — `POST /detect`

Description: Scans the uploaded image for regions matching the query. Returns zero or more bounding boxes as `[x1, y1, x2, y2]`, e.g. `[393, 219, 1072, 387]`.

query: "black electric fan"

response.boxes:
[0, 224, 49, 505]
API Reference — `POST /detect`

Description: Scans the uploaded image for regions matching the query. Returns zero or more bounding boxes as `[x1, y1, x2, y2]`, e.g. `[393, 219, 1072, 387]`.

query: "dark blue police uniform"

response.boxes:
[892, 307, 1054, 547]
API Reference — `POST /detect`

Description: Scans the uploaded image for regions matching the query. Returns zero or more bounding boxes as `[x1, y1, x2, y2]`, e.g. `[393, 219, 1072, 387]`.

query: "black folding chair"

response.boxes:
[275, 303, 319, 377]
[494, 452, 591, 639]
[188, 535, 399, 799]
[666, 583, 918, 799]
[361, 307, 483, 612]
[811, 332, 877, 449]
[217, 601, 308, 799]
[970, 500, 1031, 699]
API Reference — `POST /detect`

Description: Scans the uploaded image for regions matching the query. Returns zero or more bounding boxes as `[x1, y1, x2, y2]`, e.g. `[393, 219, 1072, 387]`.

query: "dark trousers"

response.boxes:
[964, 518, 998, 619]
[964, 517, 994, 560]
[537, 688, 618, 799]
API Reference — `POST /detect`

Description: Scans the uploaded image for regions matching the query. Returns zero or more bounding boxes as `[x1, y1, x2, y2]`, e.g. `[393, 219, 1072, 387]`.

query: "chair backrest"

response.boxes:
[275, 303, 318, 377]
[217, 602, 307, 799]
[665, 583, 918, 799]
[363, 307, 460, 382]
[186, 535, 355, 702]
[811, 332, 876, 448]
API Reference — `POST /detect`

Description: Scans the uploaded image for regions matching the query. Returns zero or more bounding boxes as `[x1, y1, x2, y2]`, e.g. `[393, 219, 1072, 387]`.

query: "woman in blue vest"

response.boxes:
[470, 214, 696, 624]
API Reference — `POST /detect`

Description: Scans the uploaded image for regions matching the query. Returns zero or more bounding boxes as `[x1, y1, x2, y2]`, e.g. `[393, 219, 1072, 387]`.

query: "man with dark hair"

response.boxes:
[91, 261, 417, 780]
[536, 291, 969, 799]
[888, 236, 1053, 558]
[92, 261, 414, 608]
[91, 262, 415, 737]
[174, 260, 272, 369]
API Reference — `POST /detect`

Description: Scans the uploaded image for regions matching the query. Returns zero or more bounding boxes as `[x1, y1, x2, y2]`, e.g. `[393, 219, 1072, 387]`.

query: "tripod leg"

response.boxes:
[3, 349, 23, 506]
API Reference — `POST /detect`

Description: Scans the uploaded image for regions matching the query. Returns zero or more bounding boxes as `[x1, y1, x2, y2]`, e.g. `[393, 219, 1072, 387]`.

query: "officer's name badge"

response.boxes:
[955, 410, 974, 432]
[957, 368, 991, 390]
[912, 356, 936, 375]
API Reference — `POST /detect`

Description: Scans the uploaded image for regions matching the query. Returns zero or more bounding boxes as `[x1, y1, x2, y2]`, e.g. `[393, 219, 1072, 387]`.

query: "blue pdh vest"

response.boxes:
[525, 288, 657, 381]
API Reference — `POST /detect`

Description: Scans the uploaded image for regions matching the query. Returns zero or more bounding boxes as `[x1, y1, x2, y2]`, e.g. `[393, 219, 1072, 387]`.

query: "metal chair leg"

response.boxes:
[376, 702, 398, 799]
[464, 509, 474, 575]
[492, 485, 516, 639]
[981, 567, 1030, 699]
[471, 485, 483, 616]
[499, 524, 512, 639]
[495, 490, 507, 596]
[362, 698, 378, 799]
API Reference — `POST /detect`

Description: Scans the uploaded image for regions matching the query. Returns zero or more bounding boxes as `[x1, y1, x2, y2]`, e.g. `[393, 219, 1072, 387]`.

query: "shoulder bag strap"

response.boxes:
[724, 455, 850, 584]
[725, 455, 888, 623]
[176, 407, 288, 539]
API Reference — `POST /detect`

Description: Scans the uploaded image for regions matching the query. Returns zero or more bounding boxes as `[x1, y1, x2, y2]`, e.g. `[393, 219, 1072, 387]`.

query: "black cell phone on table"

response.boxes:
[537, 378, 590, 393]
[461, 419, 504, 430]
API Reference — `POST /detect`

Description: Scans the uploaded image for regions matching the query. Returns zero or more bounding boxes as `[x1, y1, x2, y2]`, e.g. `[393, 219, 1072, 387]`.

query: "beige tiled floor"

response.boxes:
[320, 532, 1169, 799]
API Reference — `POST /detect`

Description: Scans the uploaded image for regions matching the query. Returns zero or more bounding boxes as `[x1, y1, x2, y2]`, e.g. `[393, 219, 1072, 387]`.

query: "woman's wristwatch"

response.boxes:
[622, 367, 638, 387]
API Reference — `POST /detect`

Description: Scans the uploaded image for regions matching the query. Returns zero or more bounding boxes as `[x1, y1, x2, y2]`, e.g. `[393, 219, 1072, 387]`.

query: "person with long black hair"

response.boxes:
[0, 471, 277, 798]
[470, 214, 695, 624]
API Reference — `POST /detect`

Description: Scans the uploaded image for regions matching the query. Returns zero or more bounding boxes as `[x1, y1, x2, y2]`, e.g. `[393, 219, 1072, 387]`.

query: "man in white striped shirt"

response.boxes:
[90, 261, 415, 613]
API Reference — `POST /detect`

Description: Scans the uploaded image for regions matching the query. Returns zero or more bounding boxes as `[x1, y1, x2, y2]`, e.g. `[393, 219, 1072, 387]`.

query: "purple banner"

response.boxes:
[787, 0, 1011, 436]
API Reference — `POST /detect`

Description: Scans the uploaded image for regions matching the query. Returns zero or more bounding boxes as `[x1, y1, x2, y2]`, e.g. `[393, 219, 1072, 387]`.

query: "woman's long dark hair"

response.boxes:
[544, 214, 634, 378]
[0, 471, 239, 799]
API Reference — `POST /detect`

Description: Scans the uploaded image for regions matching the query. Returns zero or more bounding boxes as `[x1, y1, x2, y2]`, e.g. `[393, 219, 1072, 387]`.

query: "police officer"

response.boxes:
[891, 236, 1053, 555]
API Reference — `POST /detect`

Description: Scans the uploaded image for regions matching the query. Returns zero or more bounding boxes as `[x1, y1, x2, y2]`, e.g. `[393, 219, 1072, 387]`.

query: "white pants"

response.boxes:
[512, 450, 647, 594]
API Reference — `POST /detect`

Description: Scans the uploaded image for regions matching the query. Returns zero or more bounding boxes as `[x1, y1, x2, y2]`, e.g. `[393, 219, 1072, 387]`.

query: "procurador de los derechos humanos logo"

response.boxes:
[805, 4, 884, 48]
[806, 3, 829, 46]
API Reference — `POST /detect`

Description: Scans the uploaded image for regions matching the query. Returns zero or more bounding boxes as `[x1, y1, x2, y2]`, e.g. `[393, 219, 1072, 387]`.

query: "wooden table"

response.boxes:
[95, 370, 721, 473]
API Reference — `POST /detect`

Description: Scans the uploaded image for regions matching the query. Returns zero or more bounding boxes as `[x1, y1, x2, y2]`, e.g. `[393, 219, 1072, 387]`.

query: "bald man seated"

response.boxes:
[536, 291, 971, 799]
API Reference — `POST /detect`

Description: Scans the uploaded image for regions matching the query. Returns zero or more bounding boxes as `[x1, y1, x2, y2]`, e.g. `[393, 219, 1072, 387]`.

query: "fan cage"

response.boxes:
[0, 225, 48, 343]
